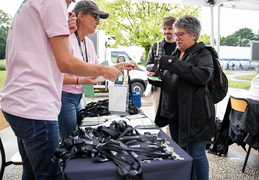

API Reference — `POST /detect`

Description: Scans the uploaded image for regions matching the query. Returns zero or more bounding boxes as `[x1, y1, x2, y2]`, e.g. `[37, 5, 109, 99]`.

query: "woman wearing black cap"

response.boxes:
[58, 0, 136, 139]
[1, 0, 136, 179]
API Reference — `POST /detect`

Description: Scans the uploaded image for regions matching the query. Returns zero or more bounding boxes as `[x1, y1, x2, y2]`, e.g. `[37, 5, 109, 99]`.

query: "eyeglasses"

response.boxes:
[175, 32, 187, 39]
[88, 12, 100, 21]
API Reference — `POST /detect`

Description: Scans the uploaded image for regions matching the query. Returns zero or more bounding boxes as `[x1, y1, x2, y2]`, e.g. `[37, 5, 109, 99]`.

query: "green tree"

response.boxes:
[220, 27, 259, 47]
[93, 0, 202, 62]
[199, 33, 211, 45]
[221, 34, 238, 46]
[0, 9, 12, 59]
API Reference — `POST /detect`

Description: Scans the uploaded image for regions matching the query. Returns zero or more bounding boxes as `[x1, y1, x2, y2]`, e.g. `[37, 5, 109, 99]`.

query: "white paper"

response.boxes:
[130, 117, 154, 128]
[108, 84, 128, 112]
[125, 114, 146, 120]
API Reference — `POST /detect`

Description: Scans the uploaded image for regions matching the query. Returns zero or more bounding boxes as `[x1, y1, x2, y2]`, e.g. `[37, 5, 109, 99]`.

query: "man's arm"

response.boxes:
[49, 35, 121, 82]
[63, 75, 99, 85]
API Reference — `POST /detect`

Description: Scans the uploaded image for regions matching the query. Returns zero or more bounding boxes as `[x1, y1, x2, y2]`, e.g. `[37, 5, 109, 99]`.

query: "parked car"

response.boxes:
[95, 49, 148, 96]
[87, 30, 148, 95]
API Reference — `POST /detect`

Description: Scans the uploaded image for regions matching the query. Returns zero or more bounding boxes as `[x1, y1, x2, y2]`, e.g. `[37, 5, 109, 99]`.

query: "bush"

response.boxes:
[0, 60, 6, 71]
[0, 64, 6, 71]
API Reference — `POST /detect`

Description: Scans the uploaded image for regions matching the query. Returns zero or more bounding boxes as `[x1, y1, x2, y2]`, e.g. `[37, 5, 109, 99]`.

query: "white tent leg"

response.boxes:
[210, 4, 214, 47]
[217, 4, 222, 56]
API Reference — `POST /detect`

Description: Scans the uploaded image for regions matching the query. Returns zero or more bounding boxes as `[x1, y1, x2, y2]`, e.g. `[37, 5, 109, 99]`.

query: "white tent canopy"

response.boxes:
[137, 0, 259, 11]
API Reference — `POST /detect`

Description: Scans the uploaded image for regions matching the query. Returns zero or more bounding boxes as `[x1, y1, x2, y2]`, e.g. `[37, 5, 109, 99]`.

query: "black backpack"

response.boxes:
[205, 46, 228, 104]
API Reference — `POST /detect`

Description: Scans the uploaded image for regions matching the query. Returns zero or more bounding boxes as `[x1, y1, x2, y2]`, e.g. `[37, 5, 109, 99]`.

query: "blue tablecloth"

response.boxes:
[63, 130, 194, 180]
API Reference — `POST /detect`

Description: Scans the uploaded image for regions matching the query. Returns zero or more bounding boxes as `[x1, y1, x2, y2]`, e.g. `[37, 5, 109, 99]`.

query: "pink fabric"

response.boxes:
[62, 34, 99, 94]
[1, 0, 70, 120]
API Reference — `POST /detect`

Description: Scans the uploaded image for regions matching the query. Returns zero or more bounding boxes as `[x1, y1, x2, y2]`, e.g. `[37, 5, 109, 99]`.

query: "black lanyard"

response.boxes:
[75, 31, 88, 62]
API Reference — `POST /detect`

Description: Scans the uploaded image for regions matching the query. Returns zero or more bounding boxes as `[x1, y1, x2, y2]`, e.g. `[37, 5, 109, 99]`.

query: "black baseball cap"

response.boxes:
[72, 0, 109, 19]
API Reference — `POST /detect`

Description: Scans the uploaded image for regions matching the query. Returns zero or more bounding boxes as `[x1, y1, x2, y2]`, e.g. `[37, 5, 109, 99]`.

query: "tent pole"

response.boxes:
[210, 4, 214, 47]
[217, 4, 221, 56]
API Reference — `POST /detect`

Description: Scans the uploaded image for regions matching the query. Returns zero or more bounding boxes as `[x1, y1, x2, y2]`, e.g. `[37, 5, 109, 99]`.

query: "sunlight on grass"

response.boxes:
[228, 80, 251, 89]
[235, 73, 256, 80]
[223, 70, 234, 75]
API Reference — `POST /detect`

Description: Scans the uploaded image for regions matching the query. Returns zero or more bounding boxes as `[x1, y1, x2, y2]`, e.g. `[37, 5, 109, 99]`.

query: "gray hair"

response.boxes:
[173, 15, 201, 41]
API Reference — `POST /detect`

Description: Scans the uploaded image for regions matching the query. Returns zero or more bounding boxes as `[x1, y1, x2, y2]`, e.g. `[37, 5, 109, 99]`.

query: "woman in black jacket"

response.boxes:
[156, 15, 215, 180]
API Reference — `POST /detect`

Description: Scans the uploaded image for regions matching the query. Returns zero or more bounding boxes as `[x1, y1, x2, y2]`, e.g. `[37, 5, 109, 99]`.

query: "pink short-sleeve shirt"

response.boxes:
[0, 0, 70, 120]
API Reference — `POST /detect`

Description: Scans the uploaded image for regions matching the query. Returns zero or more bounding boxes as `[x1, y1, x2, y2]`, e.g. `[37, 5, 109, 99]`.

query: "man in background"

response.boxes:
[145, 16, 177, 134]
[146, 16, 177, 113]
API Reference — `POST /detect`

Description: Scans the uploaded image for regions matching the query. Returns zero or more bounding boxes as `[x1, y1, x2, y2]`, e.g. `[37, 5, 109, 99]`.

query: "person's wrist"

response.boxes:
[79, 77, 83, 85]
[116, 64, 120, 70]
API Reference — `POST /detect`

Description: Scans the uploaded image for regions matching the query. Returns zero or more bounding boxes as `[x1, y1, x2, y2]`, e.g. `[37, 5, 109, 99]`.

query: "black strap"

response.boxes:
[127, 70, 132, 96]
[205, 85, 212, 118]
[52, 120, 181, 179]
[75, 31, 88, 62]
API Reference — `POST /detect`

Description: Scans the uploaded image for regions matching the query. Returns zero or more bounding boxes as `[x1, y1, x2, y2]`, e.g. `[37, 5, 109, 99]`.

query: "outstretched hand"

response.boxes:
[116, 62, 137, 71]
[102, 66, 121, 82]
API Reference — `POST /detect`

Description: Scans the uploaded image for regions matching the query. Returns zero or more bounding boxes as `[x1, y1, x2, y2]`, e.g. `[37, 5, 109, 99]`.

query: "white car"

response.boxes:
[95, 49, 148, 96]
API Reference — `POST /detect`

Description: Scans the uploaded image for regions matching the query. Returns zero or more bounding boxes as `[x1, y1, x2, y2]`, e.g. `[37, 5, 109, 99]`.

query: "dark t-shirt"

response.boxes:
[164, 42, 176, 55]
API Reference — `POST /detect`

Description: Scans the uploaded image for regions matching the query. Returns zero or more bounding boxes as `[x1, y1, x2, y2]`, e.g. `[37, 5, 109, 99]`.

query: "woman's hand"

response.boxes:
[81, 77, 99, 85]
[147, 71, 157, 76]
[155, 56, 161, 64]
[68, 12, 77, 34]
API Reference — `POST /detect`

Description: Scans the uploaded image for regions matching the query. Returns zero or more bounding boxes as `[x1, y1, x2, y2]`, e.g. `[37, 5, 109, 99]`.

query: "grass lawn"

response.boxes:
[235, 73, 256, 80]
[223, 70, 234, 75]
[228, 80, 251, 89]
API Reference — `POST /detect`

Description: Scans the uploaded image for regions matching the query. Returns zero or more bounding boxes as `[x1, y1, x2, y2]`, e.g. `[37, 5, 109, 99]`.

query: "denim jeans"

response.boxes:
[58, 91, 82, 139]
[169, 120, 209, 180]
[2, 111, 61, 180]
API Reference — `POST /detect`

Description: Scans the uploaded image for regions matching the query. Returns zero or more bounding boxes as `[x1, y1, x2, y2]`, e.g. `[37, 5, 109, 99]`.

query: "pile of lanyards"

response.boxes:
[53, 120, 184, 180]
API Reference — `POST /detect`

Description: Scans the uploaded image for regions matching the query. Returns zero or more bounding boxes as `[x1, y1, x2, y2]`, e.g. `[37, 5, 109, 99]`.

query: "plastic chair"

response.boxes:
[210, 96, 257, 173]
[230, 96, 248, 112]
[229, 96, 251, 173]
[0, 137, 22, 180]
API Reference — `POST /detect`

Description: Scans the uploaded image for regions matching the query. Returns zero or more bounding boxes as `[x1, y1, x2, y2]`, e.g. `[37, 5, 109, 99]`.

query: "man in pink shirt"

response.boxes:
[0, 0, 135, 179]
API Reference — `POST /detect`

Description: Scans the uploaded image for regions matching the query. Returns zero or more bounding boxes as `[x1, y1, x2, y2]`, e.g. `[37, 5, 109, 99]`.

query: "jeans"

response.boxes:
[169, 120, 209, 180]
[2, 111, 61, 180]
[58, 91, 82, 139]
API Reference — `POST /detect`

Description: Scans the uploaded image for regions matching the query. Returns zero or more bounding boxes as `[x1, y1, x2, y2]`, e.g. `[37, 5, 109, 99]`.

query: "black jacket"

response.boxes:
[146, 38, 168, 72]
[156, 42, 215, 147]
[146, 39, 176, 87]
